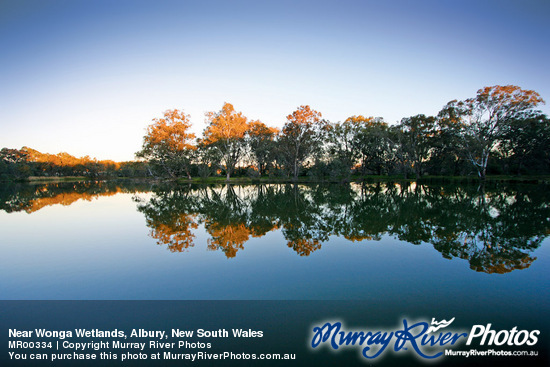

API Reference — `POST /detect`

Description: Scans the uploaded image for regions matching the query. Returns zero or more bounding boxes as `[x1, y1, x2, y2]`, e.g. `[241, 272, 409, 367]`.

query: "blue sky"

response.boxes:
[1, 0, 549, 161]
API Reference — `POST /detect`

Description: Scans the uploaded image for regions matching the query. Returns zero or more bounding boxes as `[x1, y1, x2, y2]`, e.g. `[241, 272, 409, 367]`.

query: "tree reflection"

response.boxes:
[0, 180, 150, 214]
[148, 214, 198, 252]
[3, 179, 546, 274]
[206, 222, 250, 258]
[134, 181, 548, 273]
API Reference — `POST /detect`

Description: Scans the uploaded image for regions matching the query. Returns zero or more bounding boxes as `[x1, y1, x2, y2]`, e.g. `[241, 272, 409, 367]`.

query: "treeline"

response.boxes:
[3, 85, 549, 182]
[0, 146, 148, 180]
[137, 85, 550, 181]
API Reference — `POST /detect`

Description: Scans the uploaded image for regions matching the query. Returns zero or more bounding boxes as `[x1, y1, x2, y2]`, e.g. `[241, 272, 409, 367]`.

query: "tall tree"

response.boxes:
[326, 117, 361, 178]
[136, 109, 196, 178]
[203, 102, 250, 181]
[278, 105, 324, 181]
[246, 121, 278, 177]
[398, 114, 437, 179]
[430, 106, 466, 176]
[326, 115, 390, 177]
[351, 116, 391, 176]
[501, 111, 550, 175]
[440, 85, 544, 180]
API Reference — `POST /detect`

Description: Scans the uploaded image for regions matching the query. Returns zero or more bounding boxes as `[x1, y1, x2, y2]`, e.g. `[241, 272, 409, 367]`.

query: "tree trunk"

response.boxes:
[414, 163, 420, 180]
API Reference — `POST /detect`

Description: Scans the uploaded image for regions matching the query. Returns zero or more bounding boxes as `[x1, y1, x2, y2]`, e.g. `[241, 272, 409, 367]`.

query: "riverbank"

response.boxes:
[2, 174, 549, 185]
[176, 175, 550, 185]
[27, 176, 88, 182]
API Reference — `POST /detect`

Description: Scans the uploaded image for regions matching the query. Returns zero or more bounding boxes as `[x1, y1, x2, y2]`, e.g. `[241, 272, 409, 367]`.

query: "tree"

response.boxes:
[501, 111, 550, 175]
[440, 85, 545, 180]
[350, 116, 391, 176]
[325, 115, 390, 178]
[136, 109, 196, 178]
[202, 102, 250, 181]
[325, 117, 361, 178]
[278, 105, 324, 181]
[196, 143, 222, 179]
[0, 147, 31, 180]
[246, 121, 278, 177]
[398, 114, 437, 179]
[387, 125, 411, 178]
[429, 107, 466, 176]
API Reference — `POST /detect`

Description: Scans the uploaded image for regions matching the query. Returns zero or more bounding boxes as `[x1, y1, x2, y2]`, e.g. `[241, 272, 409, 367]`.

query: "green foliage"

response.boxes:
[397, 114, 437, 179]
[277, 105, 324, 181]
[5, 86, 549, 182]
[132, 181, 549, 270]
[439, 85, 545, 179]
[136, 109, 196, 178]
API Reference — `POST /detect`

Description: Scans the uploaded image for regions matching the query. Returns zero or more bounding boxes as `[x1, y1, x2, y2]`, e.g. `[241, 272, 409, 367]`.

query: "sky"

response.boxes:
[1, 0, 549, 161]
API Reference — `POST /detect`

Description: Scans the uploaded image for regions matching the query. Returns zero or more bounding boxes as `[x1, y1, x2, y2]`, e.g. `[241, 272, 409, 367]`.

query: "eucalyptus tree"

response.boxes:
[326, 115, 365, 178]
[326, 115, 390, 177]
[429, 107, 465, 176]
[398, 114, 437, 179]
[277, 105, 325, 181]
[202, 102, 251, 181]
[326, 117, 361, 177]
[501, 111, 550, 175]
[136, 109, 196, 179]
[246, 121, 278, 177]
[353, 117, 391, 176]
[439, 85, 544, 180]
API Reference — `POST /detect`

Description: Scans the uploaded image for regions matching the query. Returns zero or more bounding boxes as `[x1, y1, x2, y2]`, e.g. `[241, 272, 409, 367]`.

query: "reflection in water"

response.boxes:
[0, 180, 151, 214]
[1, 180, 548, 274]
[149, 214, 198, 253]
[134, 182, 549, 274]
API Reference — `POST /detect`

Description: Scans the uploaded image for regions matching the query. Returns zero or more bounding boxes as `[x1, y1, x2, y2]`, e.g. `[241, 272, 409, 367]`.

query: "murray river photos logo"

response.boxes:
[310, 317, 540, 361]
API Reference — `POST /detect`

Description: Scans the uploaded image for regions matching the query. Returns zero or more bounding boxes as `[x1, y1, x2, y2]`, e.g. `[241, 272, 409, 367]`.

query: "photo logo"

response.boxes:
[310, 318, 540, 361]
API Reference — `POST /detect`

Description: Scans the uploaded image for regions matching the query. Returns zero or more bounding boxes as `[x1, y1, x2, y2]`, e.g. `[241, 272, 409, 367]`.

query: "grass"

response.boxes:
[27, 176, 88, 182]
[417, 175, 550, 185]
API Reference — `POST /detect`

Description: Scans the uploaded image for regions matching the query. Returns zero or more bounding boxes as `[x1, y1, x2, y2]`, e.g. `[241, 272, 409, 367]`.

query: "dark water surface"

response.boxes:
[1, 180, 548, 306]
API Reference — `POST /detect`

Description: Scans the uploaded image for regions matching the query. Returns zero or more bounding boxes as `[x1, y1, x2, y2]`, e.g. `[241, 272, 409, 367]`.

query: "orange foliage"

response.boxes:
[203, 103, 250, 144]
[248, 120, 279, 137]
[344, 234, 376, 242]
[23, 188, 123, 213]
[287, 238, 321, 256]
[476, 85, 545, 110]
[344, 115, 387, 128]
[206, 221, 251, 258]
[471, 254, 535, 274]
[285, 105, 321, 129]
[22, 147, 121, 170]
[149, 214, 198, 252]
[144, 109, 196, 151]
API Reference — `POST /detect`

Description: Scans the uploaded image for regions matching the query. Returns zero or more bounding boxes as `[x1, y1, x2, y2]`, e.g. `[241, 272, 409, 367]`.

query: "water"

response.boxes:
[0, 180, 548, 305]
[1, 180, 549, 365]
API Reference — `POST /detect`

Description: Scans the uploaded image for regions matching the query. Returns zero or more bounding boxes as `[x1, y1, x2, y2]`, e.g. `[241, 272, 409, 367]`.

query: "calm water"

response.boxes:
[0, 180, 549, 307]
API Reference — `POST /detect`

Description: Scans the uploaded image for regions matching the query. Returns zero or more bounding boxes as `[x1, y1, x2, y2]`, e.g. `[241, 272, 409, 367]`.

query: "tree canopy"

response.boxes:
[202, 102, 251, 180]
[136, 109, 196, 178]
[441, 85, 545, 179]
[278, 105, 324, 180]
